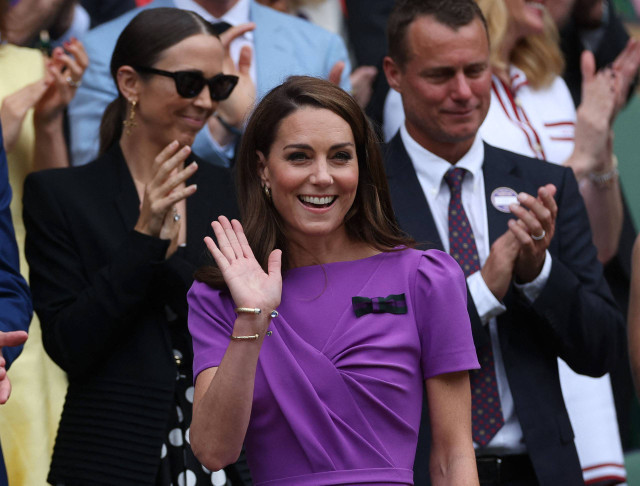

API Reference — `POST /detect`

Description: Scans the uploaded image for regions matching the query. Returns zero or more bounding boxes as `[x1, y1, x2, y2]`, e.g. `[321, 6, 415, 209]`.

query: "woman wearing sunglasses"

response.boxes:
[22, 8, 249, 486]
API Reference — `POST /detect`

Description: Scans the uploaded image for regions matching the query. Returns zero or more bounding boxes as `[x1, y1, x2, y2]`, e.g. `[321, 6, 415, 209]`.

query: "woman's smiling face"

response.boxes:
[258, 106, 359, 246]
[134, 33, 224, 148]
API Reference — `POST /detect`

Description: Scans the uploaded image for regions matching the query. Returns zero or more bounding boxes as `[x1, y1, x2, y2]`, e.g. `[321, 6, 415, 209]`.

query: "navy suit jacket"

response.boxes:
[0, 123, 32, 365]
[384, 134, 625, 486]
[0, 123, 32, 486]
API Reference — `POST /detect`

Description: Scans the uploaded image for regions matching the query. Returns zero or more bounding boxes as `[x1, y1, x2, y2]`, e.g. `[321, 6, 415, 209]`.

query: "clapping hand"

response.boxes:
[0, 38, 88, 153]
[508, 184, 557, 283]
[134, 141, 198, 258]
[35, 38, 89, 124]
[204, 216, 281, 337]
[0, 331, 29, 404]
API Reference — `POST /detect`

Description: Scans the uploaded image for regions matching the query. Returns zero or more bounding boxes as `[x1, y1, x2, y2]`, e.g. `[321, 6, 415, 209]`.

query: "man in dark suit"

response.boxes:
[382, 1, 625, 485]
[0, 123, 31, 485]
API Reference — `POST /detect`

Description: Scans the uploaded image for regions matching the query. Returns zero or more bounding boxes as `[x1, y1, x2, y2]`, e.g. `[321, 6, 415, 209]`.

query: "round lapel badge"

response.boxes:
[490, 187, 519, 213]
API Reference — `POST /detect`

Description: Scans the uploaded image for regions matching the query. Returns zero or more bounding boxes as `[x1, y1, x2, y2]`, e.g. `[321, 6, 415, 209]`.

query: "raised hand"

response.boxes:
[611, 37, 640, 119]
[328, 60, 345, 85]
[216, 23, 256, 128]
[508, 184, 557, 283]
[572, 51, 616, 175]
[134, 141, 198, 257]
[0, 78, 50, 152]
[204, 216, 282, 335]
[34, 38, 89, 124]
[349, 65, 378, 108]
[0, 330, 29, 404]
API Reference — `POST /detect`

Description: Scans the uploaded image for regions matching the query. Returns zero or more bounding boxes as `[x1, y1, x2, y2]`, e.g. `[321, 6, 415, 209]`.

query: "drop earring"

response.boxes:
[123, 100, 137, 135]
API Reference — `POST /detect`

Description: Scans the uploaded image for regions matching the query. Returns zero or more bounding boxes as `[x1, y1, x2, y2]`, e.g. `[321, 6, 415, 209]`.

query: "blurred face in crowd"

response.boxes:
[504, 0, 546, 38]
[133, 33, 224, 148]
[258, 107, 359, 246]
[546, 0, 577, 27]
[384, 15, 492, 162]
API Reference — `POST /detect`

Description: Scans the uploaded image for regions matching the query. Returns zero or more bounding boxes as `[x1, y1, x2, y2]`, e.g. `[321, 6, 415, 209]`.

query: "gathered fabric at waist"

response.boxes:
[256, 467, 414, 486]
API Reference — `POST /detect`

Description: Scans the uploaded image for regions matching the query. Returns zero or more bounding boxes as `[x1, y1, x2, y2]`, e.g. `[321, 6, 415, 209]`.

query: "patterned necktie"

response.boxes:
[443, 167, 504, 447]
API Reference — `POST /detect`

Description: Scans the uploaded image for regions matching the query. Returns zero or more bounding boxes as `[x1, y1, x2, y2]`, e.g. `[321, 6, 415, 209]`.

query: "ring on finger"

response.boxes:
[531, 230, 546, 241]
[172, 207, 181, 222]
[66, 76, 81, 88]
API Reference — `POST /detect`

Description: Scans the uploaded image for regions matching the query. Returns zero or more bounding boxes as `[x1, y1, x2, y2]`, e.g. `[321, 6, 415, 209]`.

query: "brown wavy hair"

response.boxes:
[195, 76, 413, 288]
[0, 0, 7, 40]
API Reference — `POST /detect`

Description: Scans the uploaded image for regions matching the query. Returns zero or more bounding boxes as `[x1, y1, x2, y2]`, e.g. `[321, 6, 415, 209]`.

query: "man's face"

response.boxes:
[384, 15, 492, 162]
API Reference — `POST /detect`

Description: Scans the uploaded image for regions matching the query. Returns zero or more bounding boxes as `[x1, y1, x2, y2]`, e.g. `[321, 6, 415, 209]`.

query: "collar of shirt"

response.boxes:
[399, 123, 485, 197]
[174, 0, 254, 41]
[506, 65, 529, 95]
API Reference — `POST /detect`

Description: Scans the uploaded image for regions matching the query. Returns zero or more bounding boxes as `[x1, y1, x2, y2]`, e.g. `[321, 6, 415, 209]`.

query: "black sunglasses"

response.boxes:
[134, 66, 238, 101]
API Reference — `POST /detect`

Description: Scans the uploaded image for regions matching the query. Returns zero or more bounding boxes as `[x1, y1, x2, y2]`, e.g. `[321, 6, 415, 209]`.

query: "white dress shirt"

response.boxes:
[400, 125, 552, 454]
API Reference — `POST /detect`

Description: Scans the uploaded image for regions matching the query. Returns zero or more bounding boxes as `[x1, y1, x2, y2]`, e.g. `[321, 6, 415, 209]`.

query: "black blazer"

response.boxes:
[23, 145, 239, 485]
[384, 135, 625, 486]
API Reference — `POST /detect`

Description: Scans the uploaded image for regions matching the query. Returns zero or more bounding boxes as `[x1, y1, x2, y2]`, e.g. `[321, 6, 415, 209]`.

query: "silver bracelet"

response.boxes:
[235, 307, 279, 318]
[588, 167, 619, 187]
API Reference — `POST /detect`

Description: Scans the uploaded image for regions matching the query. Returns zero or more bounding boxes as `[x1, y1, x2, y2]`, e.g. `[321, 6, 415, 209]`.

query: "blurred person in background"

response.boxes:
[2, 0, 90, 48]
[0, 1, 87, 483]
[23, 8, 247, 485]
[255, 0, 378, 108]
[550, 0, 640, 452]
[68, 0, 352, 168]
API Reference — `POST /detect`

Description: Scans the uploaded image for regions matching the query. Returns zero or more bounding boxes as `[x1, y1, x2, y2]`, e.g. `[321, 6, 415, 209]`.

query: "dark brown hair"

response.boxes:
[0, 0, 8, 40]
[196, 76, 413, 288]
[99, 8, 219, 154]
[387, 0, 489, 68]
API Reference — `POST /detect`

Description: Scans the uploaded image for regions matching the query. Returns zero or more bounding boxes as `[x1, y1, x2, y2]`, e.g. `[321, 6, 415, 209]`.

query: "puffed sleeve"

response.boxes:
[414, 250, 479, 380]
[188, 280, 236, 381]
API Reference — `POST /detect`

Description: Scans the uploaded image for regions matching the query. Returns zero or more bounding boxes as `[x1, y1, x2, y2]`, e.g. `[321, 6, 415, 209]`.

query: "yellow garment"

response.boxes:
[0, 44, 67, 486]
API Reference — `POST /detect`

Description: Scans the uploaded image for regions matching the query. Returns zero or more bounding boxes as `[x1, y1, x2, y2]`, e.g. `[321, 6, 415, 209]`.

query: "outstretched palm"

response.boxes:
[205, 216, 282, 323]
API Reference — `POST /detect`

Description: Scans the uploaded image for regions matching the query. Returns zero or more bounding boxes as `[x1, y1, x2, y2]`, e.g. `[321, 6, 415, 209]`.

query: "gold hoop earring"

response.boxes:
[263, 185, 271, 200]
[123, 100, 137, 135]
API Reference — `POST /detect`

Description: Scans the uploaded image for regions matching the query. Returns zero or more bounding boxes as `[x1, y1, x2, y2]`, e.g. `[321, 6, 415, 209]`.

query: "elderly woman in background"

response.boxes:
[23, 8, 250, 486]
[188, 76, 481, 485]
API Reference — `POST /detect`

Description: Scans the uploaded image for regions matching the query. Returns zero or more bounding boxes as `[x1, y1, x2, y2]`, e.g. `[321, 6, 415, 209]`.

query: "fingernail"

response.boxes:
[517, 193, 527, 202]
[509, 203, 519, 212]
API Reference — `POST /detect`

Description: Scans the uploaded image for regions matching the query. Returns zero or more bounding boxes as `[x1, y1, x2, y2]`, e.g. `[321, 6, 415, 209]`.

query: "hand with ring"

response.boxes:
[508, 184, 557, 284]
[34, 38, 89, 125]
[135, 141, 198, 259]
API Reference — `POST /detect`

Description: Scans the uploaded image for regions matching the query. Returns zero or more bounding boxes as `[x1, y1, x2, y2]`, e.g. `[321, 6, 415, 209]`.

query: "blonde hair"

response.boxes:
[475, 0, 564, 89]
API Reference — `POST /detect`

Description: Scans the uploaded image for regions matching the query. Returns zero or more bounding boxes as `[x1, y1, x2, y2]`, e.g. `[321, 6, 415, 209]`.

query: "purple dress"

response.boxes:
[188, 249, 479, 486]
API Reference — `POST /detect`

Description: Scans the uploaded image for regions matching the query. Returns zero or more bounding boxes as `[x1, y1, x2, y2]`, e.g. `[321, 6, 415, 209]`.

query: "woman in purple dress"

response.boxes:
[188, 76, 480, 486]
